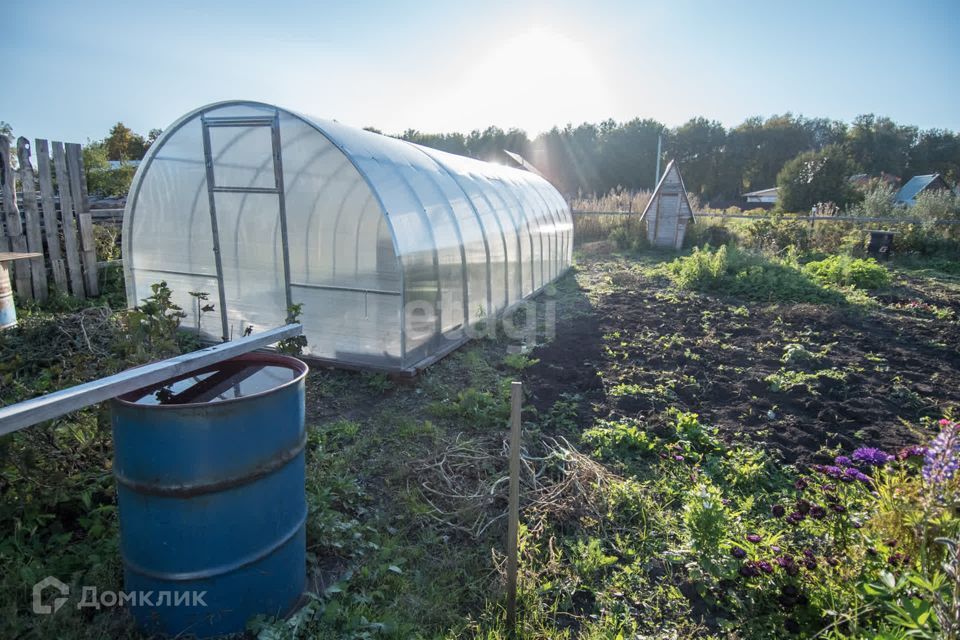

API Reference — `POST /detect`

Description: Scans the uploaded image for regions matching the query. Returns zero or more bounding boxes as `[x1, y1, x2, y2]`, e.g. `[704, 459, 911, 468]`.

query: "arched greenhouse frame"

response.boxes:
[123, 101, 573, 372]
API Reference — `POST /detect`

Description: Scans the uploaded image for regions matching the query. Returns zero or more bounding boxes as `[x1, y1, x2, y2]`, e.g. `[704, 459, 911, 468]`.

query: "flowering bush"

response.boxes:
[664, 413, 960, 637]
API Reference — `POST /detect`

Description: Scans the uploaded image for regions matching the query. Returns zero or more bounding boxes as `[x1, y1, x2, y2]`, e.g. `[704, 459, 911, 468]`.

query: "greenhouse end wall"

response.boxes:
[123, 101, 573, 372]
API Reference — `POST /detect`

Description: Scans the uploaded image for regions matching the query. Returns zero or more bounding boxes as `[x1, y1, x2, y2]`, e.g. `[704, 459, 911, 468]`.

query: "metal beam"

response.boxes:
[0, 324, 302, 437]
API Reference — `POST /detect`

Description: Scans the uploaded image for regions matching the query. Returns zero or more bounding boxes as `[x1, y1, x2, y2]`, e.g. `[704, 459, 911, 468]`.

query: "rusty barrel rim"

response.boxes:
[113, 351, 308, 409]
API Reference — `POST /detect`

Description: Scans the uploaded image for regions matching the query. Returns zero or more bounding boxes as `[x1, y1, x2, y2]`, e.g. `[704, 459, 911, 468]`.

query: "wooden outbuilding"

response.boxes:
[640, 160, 695, 249]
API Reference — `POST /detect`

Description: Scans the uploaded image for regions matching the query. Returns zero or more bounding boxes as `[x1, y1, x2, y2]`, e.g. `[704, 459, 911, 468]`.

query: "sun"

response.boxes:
[433, 26, 612, 134]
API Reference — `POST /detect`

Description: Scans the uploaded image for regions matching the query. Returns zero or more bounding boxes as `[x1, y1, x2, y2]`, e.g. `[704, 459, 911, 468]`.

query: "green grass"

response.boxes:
[3, 254, 959, 640]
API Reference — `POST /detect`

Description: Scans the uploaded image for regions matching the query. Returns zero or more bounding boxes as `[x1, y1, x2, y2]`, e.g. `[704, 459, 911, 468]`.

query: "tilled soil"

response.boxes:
[523, 256, 960, 465]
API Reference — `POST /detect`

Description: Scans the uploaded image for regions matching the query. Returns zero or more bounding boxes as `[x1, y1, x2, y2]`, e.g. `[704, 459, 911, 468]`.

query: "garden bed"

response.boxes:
[524, 253, 960, 464]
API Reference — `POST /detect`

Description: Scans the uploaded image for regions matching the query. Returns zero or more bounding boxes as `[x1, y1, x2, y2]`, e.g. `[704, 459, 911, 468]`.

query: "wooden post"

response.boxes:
[0, 135, 33, 298]
[506, 381, 522, 632]
[35, 139, 69, 292]
[51, 141, 85, 298]
[16, 138, 48, 301]
[66, 143, 99, 296]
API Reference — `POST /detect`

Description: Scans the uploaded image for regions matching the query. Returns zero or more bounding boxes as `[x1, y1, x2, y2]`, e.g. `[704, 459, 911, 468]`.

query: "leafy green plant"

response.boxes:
[278, 303, 309, 355]
[502, 352, 539, 371]
[803, 255, 891, 290]
[363, 372, 394, 394]
[582, 418, 658, 459]
[662, 245, 846, 304]
[781, 343, 819, 365]
[765, 367, 847, 393]
[429, 384, 511, 430]
[123, 281, 187, 356]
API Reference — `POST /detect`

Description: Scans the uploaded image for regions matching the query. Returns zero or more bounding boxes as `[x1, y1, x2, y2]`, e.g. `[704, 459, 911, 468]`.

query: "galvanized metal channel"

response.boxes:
[200, 117, 232, 342]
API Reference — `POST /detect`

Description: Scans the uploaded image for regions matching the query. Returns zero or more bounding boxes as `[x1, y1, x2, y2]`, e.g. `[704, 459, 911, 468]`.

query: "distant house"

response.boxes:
[743, 186, 778, 205]
[895, 174, 951, 206]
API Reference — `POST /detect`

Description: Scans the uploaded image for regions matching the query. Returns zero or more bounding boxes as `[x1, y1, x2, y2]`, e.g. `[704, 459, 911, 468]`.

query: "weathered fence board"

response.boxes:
[35, 139, 69, 292]
[50, 141, 85, 298]
[0, 135, 34, 298]
[66, 143, 99, 296]
[16, 138, 49, 301]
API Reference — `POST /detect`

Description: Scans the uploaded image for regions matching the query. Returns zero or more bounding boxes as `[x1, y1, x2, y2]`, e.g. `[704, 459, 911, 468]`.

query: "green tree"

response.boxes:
[105, 122, 148, 161]
[777, 145, 861, 212]
[845, 114, 916, 177]
[667, 117, 727, 199]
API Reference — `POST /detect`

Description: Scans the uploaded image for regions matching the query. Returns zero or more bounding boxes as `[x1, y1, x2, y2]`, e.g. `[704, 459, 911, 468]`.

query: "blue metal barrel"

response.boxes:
[111, 352, 308, 637]
[1, 262, 17, 330]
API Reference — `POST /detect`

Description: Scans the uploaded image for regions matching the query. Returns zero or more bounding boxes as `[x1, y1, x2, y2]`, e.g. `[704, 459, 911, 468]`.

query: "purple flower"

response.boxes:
[775, 555, 794, 567]
[757, 560, 774, 574]
[898, 445, 927, 461]
[746, 533, 762, 543]
[830, 503, 846, 514]
[795, 478, 809, 491]
[776, 555, 799, 576]
[817, 465, 843, 478]
[809, 504, 827, 519]
[835, 455, 852, 467]
[772, 504, 786, 518]
[851, 447, 894, 467]
[802, 548, 815, 559]
[803, 557, 818, 570]
[923, 421, 960, 487]
[786, 511, 805, 525]
[843, 467, 871, 483]
[739, 562, 760, 578]
[731, 546, 747, 559]
[673, 454, 685, 462]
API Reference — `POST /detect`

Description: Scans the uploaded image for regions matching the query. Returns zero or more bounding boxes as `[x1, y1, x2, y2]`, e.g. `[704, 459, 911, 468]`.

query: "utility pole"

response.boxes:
[655, 133, 662, 187]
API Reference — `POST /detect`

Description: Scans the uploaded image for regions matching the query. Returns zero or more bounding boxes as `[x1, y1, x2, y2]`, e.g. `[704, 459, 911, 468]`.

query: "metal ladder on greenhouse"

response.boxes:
[200, 112, 293, 342]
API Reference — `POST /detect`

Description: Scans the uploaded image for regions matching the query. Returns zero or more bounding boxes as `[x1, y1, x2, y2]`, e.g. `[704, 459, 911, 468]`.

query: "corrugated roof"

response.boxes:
[895, 174, 941, 204]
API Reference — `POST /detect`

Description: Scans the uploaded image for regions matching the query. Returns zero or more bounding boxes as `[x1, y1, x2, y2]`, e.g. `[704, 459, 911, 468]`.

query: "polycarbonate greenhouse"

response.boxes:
[123, 101, 573, 372]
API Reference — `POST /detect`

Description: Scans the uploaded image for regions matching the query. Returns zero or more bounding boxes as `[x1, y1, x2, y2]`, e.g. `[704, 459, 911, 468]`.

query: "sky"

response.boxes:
[4, 0, 959, 143]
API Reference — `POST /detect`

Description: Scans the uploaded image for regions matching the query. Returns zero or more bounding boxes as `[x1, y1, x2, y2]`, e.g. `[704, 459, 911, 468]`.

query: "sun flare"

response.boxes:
[435, 26, 613, 134]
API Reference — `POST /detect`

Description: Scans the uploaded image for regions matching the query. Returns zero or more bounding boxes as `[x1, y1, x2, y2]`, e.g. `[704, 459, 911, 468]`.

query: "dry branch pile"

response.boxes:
[412, 433, 618, 539]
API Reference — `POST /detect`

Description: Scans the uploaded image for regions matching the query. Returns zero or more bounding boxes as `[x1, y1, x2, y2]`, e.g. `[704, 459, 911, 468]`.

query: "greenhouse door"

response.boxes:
[200, 112, 293, 341]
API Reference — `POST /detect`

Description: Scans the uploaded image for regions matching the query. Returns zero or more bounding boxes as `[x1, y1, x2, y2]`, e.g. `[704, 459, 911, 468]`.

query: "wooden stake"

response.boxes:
[506, 380, 522, 632]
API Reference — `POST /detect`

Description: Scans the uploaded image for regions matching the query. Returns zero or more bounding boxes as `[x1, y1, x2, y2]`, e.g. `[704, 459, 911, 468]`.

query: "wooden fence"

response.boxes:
[572, 209, 960, 226]
[0, 135, 99, 301]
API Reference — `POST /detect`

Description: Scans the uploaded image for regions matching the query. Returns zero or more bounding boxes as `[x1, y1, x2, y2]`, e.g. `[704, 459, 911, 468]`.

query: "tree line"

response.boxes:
[77, 114, 960, 207]
[400, 114, 960, 206]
